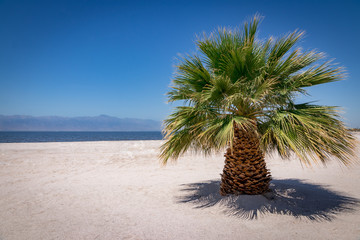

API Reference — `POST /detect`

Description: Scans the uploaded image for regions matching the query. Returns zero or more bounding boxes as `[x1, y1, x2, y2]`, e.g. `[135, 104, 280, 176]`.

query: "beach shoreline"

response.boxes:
[0, 136, 359, 239]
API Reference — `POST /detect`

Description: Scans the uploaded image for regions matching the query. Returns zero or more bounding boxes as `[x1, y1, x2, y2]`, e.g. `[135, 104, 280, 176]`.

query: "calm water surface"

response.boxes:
[0, 131, 163, 143]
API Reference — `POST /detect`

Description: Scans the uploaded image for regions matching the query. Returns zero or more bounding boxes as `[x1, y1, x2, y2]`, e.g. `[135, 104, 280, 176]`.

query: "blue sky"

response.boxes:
[0, 0, 359, 127]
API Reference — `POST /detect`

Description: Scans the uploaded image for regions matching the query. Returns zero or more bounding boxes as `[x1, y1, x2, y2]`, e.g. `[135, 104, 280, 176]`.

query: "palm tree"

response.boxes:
[160, 15, 356, 196]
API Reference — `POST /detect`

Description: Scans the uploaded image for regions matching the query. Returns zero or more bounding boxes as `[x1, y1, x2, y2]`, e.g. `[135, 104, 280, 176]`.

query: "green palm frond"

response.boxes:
[260, 103, 356, 165]
[160, 103, 254, 164]
[267, 30, 305, 72]
[290, 61, 344, 88]
[160, 15, 356, 166]
[168, 55, 211, 103]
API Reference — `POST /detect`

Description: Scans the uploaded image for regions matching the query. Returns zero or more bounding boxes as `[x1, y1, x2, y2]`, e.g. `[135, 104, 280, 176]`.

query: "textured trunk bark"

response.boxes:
[220, 124, 271, 195]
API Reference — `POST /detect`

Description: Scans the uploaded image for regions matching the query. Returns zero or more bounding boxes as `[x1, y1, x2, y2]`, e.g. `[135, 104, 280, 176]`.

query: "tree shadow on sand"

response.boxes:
[176, 179, 360, 221]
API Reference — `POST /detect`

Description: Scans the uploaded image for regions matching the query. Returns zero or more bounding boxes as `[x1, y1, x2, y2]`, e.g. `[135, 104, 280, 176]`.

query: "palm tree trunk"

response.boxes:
[220, 124, 271, 195]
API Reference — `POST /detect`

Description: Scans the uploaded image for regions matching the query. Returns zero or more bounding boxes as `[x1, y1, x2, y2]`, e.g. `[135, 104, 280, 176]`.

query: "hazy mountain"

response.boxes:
[0, 115, 162, 131]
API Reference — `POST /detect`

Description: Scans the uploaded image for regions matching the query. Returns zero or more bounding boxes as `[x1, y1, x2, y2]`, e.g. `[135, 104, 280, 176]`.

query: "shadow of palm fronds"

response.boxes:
[176, 179, 360, 221]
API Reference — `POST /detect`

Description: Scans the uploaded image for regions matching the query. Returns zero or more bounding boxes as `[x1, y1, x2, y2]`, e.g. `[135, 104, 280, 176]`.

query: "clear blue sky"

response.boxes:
[0, 0, 359, 127]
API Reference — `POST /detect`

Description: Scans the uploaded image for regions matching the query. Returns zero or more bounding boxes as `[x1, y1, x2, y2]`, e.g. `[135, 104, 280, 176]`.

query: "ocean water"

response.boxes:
[0, 131, 163, 143]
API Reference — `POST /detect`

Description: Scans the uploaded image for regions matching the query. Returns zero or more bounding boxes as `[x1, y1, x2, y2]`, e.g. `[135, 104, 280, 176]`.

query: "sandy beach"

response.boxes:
[0, 134, 360, 240]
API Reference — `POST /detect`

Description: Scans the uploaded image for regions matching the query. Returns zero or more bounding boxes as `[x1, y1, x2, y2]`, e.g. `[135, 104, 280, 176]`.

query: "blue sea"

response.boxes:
[0, 131, 163, 143]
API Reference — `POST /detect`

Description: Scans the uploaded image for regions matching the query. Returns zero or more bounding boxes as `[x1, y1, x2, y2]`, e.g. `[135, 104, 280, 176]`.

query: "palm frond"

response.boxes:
[290, 61, 344, 88]
[160, 15, 355, 166]
[168, 55, 211, 103]
[267, 30, 304, 73]
[260, 103, 356, 165]
[160, 104, 254, 164]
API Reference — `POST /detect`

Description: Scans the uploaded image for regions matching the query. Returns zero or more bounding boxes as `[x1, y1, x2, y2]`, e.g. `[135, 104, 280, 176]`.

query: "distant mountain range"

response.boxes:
[0, 115, 162, 131]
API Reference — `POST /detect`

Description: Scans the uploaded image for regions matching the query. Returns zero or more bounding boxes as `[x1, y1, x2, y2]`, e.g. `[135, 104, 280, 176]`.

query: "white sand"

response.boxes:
[0, 134, 360, 240]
